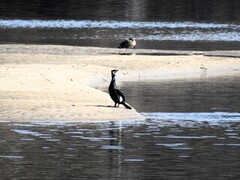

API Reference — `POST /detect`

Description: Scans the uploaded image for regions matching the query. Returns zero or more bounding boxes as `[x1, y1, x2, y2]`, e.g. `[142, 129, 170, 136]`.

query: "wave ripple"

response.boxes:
[143, 112, 240, 126]
[0, 19, 240, 29]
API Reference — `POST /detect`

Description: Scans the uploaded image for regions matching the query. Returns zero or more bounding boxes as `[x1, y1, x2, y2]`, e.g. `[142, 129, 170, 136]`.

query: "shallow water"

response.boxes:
[1, 20, 240, 50]
[121, 75, 240, 112]
[1, 76, 240, 179]
[0, 118, 240, 179]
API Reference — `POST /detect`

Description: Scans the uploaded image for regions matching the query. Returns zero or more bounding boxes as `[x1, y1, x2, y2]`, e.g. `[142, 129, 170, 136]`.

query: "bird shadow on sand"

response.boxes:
[96, 105, 117, 108]
[85, 105, 117, 108]
[107, 52, 135, 56]
[96, 105, 128, 109]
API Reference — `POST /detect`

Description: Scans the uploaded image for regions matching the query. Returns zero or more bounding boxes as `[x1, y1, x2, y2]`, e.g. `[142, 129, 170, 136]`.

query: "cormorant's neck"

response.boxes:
[110, 75, 116, 87]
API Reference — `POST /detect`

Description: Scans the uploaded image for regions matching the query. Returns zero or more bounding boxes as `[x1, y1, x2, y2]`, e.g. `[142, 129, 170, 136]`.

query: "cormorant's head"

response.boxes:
[111, 69, 118, 77]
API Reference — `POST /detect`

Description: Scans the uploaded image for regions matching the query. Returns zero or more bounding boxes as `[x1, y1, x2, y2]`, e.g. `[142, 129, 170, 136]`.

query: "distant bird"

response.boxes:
[118, 38, 136, 49]
[108, 69, 132, 109]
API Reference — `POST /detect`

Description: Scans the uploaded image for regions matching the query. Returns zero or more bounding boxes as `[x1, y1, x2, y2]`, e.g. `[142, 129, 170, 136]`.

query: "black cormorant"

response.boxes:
[108, 69, 132, 109]
[118, 38, 136, 49]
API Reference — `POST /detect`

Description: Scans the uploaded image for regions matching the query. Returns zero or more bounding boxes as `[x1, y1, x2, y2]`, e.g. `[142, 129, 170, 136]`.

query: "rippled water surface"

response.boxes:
[0, 0, 240, 50]
[1, 118, 240, 179]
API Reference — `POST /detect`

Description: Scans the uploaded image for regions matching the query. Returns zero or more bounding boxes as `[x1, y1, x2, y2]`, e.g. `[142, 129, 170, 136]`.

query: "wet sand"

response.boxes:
[0, 44, 240, 122]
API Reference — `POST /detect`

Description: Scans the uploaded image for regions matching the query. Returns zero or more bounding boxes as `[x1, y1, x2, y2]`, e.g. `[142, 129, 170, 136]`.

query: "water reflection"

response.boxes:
[0, 119, 239, 179]
[121, 75, 240, 112]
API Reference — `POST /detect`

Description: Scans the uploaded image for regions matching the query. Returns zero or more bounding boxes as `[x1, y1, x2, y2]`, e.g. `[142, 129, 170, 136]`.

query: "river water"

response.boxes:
[0, 0, 240, 50]
[122, 75, 240, 112]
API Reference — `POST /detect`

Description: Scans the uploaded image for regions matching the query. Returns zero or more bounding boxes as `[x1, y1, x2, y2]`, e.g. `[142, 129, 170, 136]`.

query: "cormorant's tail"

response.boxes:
[122, 102, 132, 109]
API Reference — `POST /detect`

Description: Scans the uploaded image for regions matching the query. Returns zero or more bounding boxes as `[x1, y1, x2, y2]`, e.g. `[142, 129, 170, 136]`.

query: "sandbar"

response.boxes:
[0, 44, 239, 122]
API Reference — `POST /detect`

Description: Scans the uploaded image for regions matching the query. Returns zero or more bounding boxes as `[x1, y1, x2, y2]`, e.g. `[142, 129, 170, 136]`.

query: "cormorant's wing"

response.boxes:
[115, 88, 132, 109]
[115, 88, 126, 102]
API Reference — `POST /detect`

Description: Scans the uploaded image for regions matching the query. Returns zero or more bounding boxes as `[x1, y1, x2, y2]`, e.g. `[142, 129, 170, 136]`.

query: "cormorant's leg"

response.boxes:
[114, 103, 117, 107]
[117, 104, 120, 107]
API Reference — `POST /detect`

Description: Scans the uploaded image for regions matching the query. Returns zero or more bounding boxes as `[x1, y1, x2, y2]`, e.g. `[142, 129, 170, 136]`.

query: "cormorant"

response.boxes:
[118, 38, 136, 49]
[108, 69, 132, 109]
